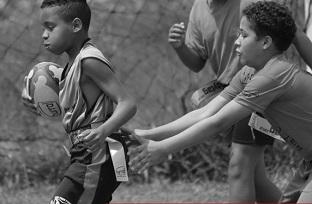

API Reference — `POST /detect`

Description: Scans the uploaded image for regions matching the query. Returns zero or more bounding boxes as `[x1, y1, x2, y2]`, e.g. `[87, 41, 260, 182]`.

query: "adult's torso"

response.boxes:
[185, 0, 256, 84]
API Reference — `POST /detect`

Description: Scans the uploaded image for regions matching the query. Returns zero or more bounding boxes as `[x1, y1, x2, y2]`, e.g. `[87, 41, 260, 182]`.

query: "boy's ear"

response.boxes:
[72, 18, 83, 32]
[262, 35, 273, 50]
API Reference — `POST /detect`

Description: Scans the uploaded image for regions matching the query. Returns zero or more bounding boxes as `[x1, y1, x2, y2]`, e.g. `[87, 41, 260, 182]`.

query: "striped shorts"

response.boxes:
[50, 131, 128, 204]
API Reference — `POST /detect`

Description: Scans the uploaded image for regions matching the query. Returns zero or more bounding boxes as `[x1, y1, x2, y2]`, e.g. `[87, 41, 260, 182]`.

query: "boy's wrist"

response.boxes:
[155, 140, 171, 156]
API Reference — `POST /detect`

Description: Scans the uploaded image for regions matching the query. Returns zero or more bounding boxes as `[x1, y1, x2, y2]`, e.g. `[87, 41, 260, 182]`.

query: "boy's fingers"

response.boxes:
[128, 145, 147, 166]
[137, 162, 150, 174]
[131, 153, 150, 173]
[89, 142, 100, 152]
[128, 144, 145, 157]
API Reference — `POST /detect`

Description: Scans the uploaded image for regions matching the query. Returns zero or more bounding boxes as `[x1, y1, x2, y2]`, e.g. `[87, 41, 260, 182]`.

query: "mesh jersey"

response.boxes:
[59, 41, 114, 133]
[221, 55, 312, 160]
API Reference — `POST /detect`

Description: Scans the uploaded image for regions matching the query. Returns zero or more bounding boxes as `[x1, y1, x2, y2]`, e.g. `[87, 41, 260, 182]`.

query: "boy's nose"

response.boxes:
[234, 36, 241, 46]
[42, 30, 48, 39]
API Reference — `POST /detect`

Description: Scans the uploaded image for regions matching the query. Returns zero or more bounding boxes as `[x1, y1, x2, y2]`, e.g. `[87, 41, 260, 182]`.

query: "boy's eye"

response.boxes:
[47, 25, 55, 31]
[43, 23, 55, 31]
[237, 30, 247, 38]
[236, 31, 240, 38]
[237, 28, 249, 38]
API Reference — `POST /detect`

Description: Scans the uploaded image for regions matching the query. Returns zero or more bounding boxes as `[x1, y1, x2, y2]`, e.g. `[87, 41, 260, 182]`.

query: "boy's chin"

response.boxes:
[239, 59, 247, 67]
[47, 48, 62, 55]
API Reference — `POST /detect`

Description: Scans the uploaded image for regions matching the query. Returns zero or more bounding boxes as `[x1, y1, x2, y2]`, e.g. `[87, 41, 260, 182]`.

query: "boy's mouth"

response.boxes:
[43, 43, 50, 48]
[235, 49, 241, 56]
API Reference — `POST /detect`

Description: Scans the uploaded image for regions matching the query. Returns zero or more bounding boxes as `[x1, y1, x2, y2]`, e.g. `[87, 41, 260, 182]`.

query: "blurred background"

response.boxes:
[0, 0, 307, 202]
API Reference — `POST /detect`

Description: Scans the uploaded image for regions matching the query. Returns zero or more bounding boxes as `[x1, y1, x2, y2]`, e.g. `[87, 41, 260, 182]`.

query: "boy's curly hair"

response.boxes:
[41, 0, 91, 31]
[243, 1, 296, 52]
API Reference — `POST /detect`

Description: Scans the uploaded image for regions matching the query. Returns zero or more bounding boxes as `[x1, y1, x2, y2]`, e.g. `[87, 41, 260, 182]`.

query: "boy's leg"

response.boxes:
[53, 140, 121, 204]
[228, 143, 260, 201]
[228, 116, 281, 202]
[297, 162, 312, 203]
[280, 160, 312, 203]
[51, 159, 119, 204]
[91, 157, 121, 204]
[50, 177, 83, 204]
[254, 154, 283, 202]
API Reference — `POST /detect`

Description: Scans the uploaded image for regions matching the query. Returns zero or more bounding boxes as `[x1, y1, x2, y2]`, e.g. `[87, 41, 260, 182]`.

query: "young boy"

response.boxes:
[130, 1, 312, 202]
[38, 0, 137, 204]
[168, 0, 281, 201]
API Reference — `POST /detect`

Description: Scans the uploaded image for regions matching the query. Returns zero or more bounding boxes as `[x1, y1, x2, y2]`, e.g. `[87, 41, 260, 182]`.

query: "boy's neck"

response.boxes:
[254, 51, 282, 70]
[207, 0, 227, 10]
[66, 34, 90, 65]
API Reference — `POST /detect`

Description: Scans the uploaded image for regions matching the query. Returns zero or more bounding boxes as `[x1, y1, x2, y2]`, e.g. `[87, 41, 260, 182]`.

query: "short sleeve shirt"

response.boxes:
[221, 55, 312, 160]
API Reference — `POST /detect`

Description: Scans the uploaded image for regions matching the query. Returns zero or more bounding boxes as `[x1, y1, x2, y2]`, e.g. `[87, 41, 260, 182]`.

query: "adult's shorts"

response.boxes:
[50, 132, 128, 204]
[232, 115, 274, 146]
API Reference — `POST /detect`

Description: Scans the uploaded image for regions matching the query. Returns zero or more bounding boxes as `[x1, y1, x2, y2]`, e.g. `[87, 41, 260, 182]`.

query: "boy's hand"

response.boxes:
[119, 127, 144, 147]
[128, 140, 168, 174]
[168, 22, 186, 49]
[21, 77, 40, 116]
[81, 129, 108, 151]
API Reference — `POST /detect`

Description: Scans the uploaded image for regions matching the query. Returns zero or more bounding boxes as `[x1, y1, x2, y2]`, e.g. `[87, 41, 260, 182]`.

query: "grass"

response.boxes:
[113, 179, 228, 202]
[0, 180, 227, 204]
[0, 173, 291, 204]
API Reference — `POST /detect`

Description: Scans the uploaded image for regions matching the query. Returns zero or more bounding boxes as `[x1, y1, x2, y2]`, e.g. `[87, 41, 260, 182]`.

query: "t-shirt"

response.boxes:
[185, 0, 256, 84]
[221, 55, 312, 160]
[59, 41, 114, 133]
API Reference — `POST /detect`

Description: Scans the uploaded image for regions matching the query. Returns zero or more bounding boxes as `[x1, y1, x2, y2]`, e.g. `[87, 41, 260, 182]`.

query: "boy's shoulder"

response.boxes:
[80, 42, 112, 68]
[81, 42, 103, 58]
[263, 55, 297, 73]
[256, 55, 298, 83]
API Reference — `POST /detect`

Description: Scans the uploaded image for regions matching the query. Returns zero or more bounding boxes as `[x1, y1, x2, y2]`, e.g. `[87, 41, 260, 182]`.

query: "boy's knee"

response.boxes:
[228, 155, 249, 181]
[50, 196, 72, 204]
[228, 144, 261, 180]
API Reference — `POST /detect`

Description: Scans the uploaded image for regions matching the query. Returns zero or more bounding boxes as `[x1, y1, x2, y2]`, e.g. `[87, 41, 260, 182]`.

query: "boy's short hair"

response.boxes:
[243, 1, 296, 52]
[41, 0, 91, 31]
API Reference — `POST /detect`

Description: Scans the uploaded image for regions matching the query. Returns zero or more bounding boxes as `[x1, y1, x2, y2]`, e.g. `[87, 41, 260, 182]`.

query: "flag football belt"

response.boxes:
[66, 122, 129, 182]
[191, 80, 228, 107]
[248, 112, 285, 142]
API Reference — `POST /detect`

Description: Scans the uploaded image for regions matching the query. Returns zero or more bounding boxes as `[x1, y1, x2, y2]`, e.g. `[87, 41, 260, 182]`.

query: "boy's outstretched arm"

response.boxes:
[134, 95, 229, 141]
[81, 58, 137, 150]
[293, 30, 312, 69]
[130, 100, 252, 173]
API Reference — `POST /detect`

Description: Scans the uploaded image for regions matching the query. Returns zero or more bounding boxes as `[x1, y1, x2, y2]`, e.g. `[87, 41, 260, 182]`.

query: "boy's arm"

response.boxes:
[135, 95, 229, 141]
[130, 100, 252, 173]
[293, 30, 312, 69]
[82, 58, 137, 148]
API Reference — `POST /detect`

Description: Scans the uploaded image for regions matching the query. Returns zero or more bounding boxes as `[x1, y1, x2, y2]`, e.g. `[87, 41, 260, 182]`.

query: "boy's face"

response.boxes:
[40, 7, 73, 55]
[235, 16, 264, 68]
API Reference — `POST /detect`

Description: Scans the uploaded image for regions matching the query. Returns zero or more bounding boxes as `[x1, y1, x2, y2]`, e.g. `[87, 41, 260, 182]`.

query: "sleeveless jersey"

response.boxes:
[59, 41, 114, 133]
